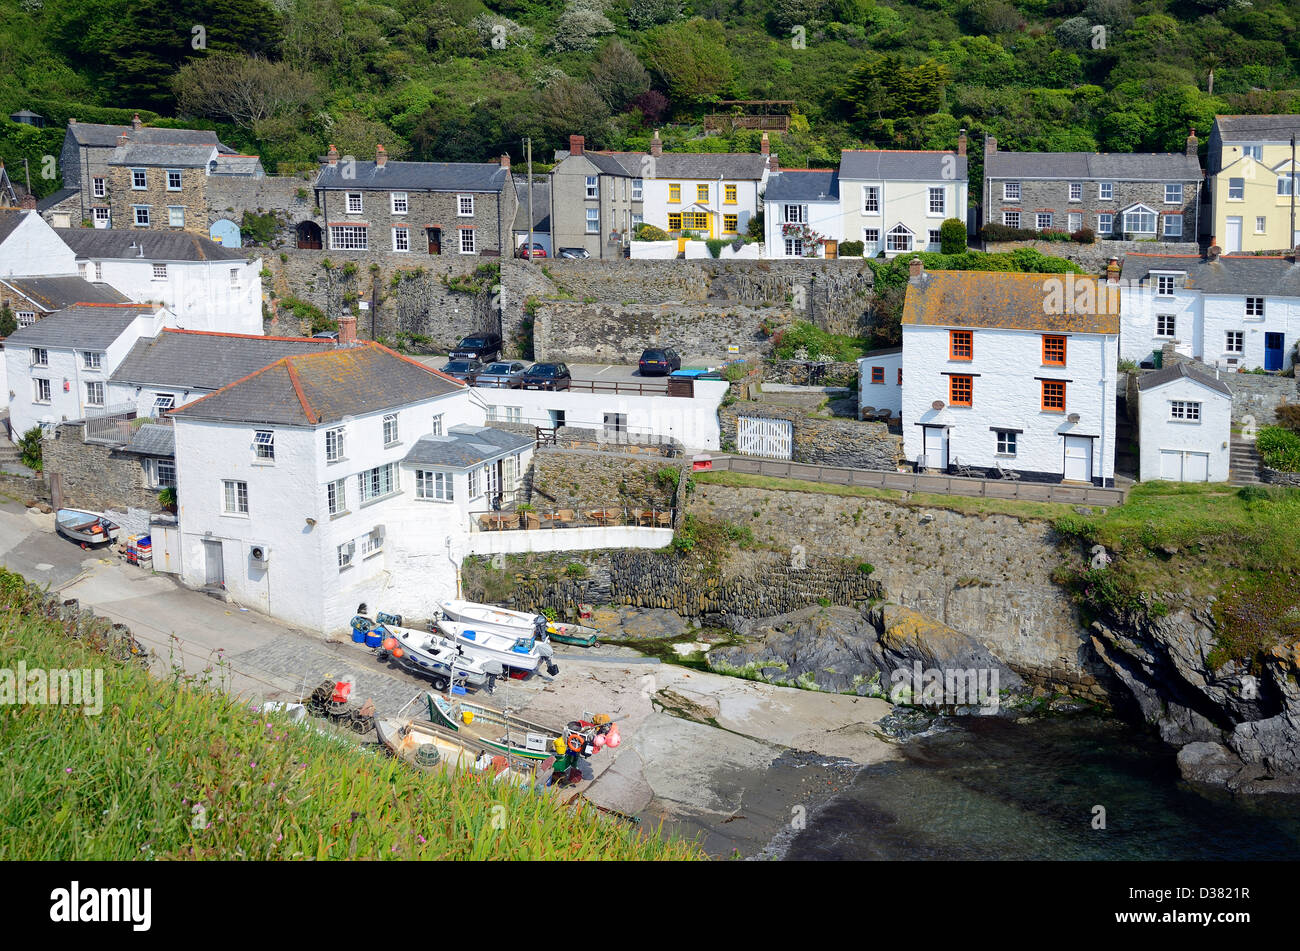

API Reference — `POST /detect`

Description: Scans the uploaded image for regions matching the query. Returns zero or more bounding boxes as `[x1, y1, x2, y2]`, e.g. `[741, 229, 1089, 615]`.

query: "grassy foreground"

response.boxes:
[0, 570, 700, 860]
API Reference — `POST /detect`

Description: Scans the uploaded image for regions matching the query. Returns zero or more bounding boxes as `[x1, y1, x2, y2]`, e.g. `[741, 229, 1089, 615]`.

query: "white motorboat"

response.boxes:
[438, 599, 547, 639]
[435, 619, 558, 676]
[376, 620, 503, 691]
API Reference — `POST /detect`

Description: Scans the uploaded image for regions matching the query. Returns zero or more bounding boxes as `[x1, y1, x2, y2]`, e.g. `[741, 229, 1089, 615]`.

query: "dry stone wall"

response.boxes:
[43, 423, 160, 512]
[719, 400, 903, 470]
[526, 449, 678, 510]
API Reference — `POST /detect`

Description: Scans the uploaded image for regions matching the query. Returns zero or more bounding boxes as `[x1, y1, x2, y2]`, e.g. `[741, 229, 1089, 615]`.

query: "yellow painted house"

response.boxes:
[1207, 115, 1300, 253]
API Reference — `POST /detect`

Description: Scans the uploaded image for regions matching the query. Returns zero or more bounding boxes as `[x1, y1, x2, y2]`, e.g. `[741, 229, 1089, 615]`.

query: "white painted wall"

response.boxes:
[641, 175, 763, 240]
[466, 525, 672, 556]
[857, 351, 903, 417]
[839, 177, 968, 257]
[1138, 376, 1231, 482]
[0, 213, 77, 277]
[84, 257, 263, 336]
[764, 199, 843, 258]
[902, 324, 1118, 484]
[1119, 283, 1199, 364]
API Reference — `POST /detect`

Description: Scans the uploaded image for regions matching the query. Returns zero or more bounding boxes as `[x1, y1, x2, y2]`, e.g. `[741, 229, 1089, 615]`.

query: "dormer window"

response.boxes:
[1155, 275, 1176, 296]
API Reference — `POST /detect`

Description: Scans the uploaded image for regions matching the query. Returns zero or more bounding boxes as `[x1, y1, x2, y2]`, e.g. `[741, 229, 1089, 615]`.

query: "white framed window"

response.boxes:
[1068, 182, 1082, 201]
[1156, 314, 1176, 337]
[393, 227, 410, 252]
[1122, 206, 1156, 234]
[863, 185, 880, 214]
[133, 206, 150, 226]
[390, 192, 408, 214]
[585, 176, 598, 199]
[168, 206, 185, 227]
[1163, 215, 1182, 237]
[1170, 400, 1201, 421]
[382, 413, 399, 445]
[1003, 182, 1020, 200]
[325, 427, 345, 462]
[152, 263, 167, 280]
[784, 237, 803, 257]
[327, 478, 347, 516]
[92, 177, 106, 198]
[1278, 174, 1299, 196]
[995, 430, 1017, 455]
[1155, 275, 1176, 296]
[82, 351, 103, 369]
[229, 267, 240, 289]
[1228, 178, 1244, 200]
[927, 229, 941, 250]
[783, 203, 806, 224]
[253, 430, 275, 460]
[1164, 183, 1182, 204]
[359, 462, 397, 503]
[459, 229, 476, 253]
[457, 194, 474, 216]
[585, 208, 599, 233]
[92, 209, 109, 228]
[1036, 213, 1053, 230]
[154, 393, 175, 413]
[1003, 211, 1021, 228]
[84, 381, 105, 406]
[33, 378, 51, 403]
[416, 470, 454, 501]
[1255, 216, 1267, 233]
[1225, 330, 1244, 354]
[467, 467, 480, 499]
[153, 459, 176, 488]
[16, 311, 35, 327]
[485, 461, 499, 499]
[430, 414, 444, 437]
[337, 540, 355, 570]
[222, 480, 249, 515]
[1245, 297, 1264, 318]
[863, 228, 880, 255]
[30, 347, 48, 367]
[632, 178, 643, 201]
[1097, 213, 1113, 234]
[1068, 212, 1082, 232]
[131, 169, 147, 190]
[329, 225, 368, 250]
[1098, 182, 1113, 200]
[346, 192, 363, 213]
[166, 169, 182, 191]
[1243, 144, 1263, 160]
[928, 187, 945, 215]
[886, 224, 913, 252]
[360, 528, 383, 557]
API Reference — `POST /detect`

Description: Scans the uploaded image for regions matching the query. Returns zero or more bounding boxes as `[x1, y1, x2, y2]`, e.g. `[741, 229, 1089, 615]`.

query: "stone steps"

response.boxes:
[1229, 439, 1262, 486]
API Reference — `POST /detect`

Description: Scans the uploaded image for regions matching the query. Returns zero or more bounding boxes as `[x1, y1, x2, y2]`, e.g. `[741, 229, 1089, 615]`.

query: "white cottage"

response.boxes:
[838, 142, 969, 257]
[857, 347, 903, 419]
[763, 169, 842, 258]
[0, 209, 78, 277]
[901, 264, 1120, 485]
[1135, 362, 1233, 482]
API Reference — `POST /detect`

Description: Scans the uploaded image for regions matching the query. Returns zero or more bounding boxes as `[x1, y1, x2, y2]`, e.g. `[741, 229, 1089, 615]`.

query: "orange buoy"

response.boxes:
[382, 636, 398, 651]
[391, 647, 404, 659]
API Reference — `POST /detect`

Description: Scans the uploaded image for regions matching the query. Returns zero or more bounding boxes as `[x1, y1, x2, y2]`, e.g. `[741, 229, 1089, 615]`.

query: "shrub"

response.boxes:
[1256, 425, 1300, 471]
[239, 211, 279, 246]
[0, 302, 16, 338]
[1275, 403, 1300, 433]
[939, 217, 967, 254]
[655, 466, 681, 491]
[564, 561, 587, 579]
[634, 222, 669, 241]
[278, 296, 335, 335]
[705, 238, 726, 258]
[981, 222, 1040, 242]
[1071, 227, 1096, 244]
[18, 427, 43, 472]
[157, 487, 178, 509]
[838, 240, 864, 257]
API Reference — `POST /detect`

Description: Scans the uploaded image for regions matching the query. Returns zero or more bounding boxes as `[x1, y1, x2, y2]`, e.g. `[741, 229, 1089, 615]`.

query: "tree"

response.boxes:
[841, 55, 950, 132]
[622, 0, 683, 29]
[640, 18, 734, 105]
[553, 0, 615, 52]
[631, 90, 670, 124]
[940, 218, 967, 254]
[174, 53, 319, 130]
[538, 78, 611, 146]
[587, 40, 651, 111]
[0, 303, 16, 339]
[18, 427, 43, 472]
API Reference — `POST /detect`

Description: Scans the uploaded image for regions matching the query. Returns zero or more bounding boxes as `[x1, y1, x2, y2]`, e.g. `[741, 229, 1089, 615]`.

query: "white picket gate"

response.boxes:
[736, 416, 793, 459]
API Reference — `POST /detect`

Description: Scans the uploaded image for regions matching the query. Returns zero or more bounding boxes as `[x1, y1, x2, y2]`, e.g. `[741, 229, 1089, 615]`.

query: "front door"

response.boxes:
[202, 539, 224, 586]
[1225, 216, 1243, 253]
[922, 426, 948, 471]
[1265, 332, 1284, 371]
[1063, 436, 1093, 482]
[824, 240, 838, 259]
[427, 227, 441, 255]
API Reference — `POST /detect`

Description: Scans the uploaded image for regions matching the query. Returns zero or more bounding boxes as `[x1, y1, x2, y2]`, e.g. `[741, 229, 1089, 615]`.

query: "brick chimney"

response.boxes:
[117, 132, 128, 147]
[651, 130, 662, 158]
[499, 153, 510, 169]
[1207, 244, 1221, 261]
[569, 135, 585, 156]
[760, 132, 769, 156]
[1186, 128, 1199, 157]
[338, 315, 357, 345]
[1106, 256, 1120, 285]
[20, 193, 36, 210]
[768, 153, 779, 174]
[327, 144, 339, 167]
[909, 257, 923, 280]
[984, 135, 997, 156]
[131, 113, 143, 131]
[957, 129, 967, 157]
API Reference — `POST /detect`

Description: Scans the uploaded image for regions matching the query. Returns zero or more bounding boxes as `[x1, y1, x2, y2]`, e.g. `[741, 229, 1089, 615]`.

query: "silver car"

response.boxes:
[474, 360, 528, 388]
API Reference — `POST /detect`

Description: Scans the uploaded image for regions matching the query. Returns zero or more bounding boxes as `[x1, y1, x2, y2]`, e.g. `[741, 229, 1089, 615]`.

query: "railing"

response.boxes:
[703, 115, 790, 132]
[470, 505, 675, 533]
[484, 416, 682, 456]
[83, 403, 138, 446]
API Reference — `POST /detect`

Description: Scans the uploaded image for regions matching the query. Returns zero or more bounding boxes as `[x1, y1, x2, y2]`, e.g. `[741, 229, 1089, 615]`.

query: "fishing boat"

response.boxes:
[425, 691, 591, 761]
[55, 509, 120, 548]
[374, 714, 538, 785]
[435, 619, 558, 676]
[438, 599, 547, 639]
[372, 617, 503, 691]
[546, 620, 600, 647]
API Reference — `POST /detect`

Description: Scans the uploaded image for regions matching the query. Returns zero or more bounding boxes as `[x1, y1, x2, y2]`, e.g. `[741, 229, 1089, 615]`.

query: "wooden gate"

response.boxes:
[737, 416, 793, 459]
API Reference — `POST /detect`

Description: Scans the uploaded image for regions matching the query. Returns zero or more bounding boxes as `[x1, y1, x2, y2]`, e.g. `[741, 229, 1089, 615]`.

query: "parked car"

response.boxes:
[515, 242, 547, 259]
[441, 358, 484, 383]
[474, 360, 529, 388]
[638, 347, 682, 376]
[312, 331, 339, 341]
[556, 247, 590, 259]
[450, 333, 502, 362]
[520, 362, 572, 390]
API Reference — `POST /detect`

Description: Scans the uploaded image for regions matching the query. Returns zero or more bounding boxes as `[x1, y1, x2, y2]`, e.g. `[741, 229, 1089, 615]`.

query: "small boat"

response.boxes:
[546, 620, 599, 648]
[426, 692, 595, 762]
[374, 714, 538, 785]
[438, 599, 547, 639]
[375, 619, 503, 690]
[55, 509, 120, 547]
[436, 619, 557, 676]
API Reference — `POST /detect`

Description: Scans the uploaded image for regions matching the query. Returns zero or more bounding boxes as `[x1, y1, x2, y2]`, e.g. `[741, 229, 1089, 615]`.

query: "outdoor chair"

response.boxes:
[952, 457, 977, 478]
[996, 463, 1021, 482]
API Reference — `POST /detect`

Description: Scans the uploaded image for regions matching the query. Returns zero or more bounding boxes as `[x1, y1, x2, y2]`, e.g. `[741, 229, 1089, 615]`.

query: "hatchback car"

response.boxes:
[474, 360, 529, 388]
[638, 347, 682, 376]
[450, 333, 502, 362]
[556, 247, 590, 259]
[516, 242, 547, 259]
[519, 362, 572, 390]
[441, 358, 484, 383]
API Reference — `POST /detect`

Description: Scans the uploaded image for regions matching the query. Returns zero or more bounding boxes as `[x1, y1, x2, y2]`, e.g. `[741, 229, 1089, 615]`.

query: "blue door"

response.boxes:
[1265, 333, 1284, 372]
[209, 219, 241, 247]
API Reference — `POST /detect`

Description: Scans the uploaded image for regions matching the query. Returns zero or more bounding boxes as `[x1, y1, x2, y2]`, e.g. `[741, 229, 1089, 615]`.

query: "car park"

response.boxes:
[450, 333, 502, 362]
[441, 358, 484, 383]
[519, 362, 572, 390]
[474, 360, 529, 388]
[638, 347, 682, 376]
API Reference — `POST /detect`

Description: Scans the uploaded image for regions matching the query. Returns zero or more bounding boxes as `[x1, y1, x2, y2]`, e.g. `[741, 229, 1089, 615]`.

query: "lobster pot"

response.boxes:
[415, 745, 441, 768]
[351, 615, 373, 644]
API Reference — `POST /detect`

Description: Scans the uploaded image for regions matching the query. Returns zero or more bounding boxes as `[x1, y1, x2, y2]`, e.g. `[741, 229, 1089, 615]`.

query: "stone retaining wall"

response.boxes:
[527, 449, 678, 510]
[983, 239, 1195, 272]
[0, 471, 46, 501]
[43, 423, 160, 513]
[763, 360, 859, 387]
[1261, 465, 1300, 486]
[719, 400, 903, 470]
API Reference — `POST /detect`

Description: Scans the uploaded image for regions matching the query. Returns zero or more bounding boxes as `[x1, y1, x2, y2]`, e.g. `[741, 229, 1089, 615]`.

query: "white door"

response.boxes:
[922, 426, 948, 470]
[1159, 449, 1209, 482]
[202, 539, 224, 586]
[1159, 449, 1182, 480]
[1063, 436, 1093, 482]
[1225, 216, 1242, 253]
[737, 416, 793, 459]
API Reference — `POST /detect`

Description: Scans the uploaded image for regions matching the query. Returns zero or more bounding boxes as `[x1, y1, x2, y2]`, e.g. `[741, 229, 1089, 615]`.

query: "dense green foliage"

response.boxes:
[17, 427, 43, 472]
[1256, 425, 1300, 471]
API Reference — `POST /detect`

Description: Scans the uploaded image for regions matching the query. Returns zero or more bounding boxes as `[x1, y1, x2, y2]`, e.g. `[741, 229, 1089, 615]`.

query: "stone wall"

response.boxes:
[1261, 465, 1300, 486]
[983, 239, 1197, 272]
[206, 173, 318, 242]
[43, 423, 160, 512]
[719, 400, 903, 470]
[0, 471, 46, 501]
[107, 164, 208, 236]
[763, 359, 859, 387]
[526, 448, 680, 510]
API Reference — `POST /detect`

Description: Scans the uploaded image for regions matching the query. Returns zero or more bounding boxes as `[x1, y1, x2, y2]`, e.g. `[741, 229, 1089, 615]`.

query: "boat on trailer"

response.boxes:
[435, 619, 557, 676]
[55, 509, 120, 547]
[372, 617, 503, 691]
[438, 599, 547, 639]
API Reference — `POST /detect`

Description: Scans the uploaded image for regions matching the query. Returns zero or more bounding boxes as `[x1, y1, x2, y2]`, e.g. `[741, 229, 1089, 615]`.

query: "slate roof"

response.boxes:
[108, 143, 217, 167]
[210, 155, 263, 176]
[765, 170, 839, 202]
[36, 187, 78, 211]
[983, 150, 1201, 181]
[559, 150, 769, 180]
[4, 303, 158, 349]
[1214, 115, 1300, 141]
[1120, 253, 1300, 296]
[110, 329, 335, 389]
[902, 270, 1120, 334]
[170, 342, 465, 426]
[55, 228, 248, 262]
[513, 180, 550, 232]
[840, 150, 967, 182]
[0, 209, 29, 244]
[0, 276, 130, 312]
[126, 423, 176, 457]
[403, 424, 533, 469]
[1135, 361, 1233, 397]
[66, 122, 228, 150]
[315, 161, 510, 193]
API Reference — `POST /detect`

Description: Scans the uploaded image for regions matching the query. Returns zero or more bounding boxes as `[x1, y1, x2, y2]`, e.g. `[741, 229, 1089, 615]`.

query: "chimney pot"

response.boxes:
[499, 153, 510, 169]
[651, 130, 662, 158]
[760, 132, 770, 156]
[327, 144, 339, 167]
[376, 144, 387, 168]
[1207, 244, 1221, 261]
[131, 113, 143, 131]
[984, 135, 997, 156]
[338, 315, 357, 345]
[958, 129, 967, 157]
[569, 134, 585, 156]
[117, 132, 129, 147]
[908, 257, 923, 279]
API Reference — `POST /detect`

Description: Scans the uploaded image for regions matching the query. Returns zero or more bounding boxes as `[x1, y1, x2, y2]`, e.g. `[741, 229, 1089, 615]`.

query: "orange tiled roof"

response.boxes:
[902, 270, 1120, 335]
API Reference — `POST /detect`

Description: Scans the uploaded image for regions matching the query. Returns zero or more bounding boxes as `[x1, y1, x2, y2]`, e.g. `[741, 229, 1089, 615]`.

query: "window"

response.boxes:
[326, 428, 345, 461]
[669, 183, 681, 203]
[1226, 331, 1244, 354]
[1156, 315, 1176, 337]
[1037, 213, 1053, 230]
[1158, 183, 1181, 205]
[417, 470, 454, 501]
[329, 225, 368, 250]
[1068, 212, 1082, 232]
[1097, 213, 1113, 234]
[784, 237, 804, 257]
[168, 206, 185, 227]
[928, 229, 942, 249]
[154, 459, 176, 488]
[337, 540, 355, 570]
[1042, 335, 1067, 366]
[631, 212, 643, 229]
[30, 348, 48, 367]
[223, 480, 249, 515]
[1278, 174, 1300, 196]
[863, 185, 880, 213]
[603, 412, 627, 436]
[229, 267, 240, 289]
[585, 176, 598, 200]
[585, 208, 599, 233]
[1255, 216, 1267, 233]
[253, 430, 275, 460]
[1170, 400, 1201, 421]
[382, 413, 399, 445]
[467, 467, 480, 499]
[696, 183, 709, 201]
[886, 224, 913, 252]
[1163, 215, 1183, 238]
[391, 192, 408, 214]
[724, 183, 737, 203]
[723, 214, 738, 233]
[34, 378, 51, 403]
[488, 405, 522, 423]
[1123, 207, 1156, 234]
[632, 179, 643, 201]
[131, 169, 147, 189]
[152, 263, 167, 280]
[1243, 145, 1263, 160]
[870, 366, 884, 384]
[783, 204, 806, 223]
[327, 478, 347, 516]
[1069, 182, 1082, 201]
[682, 211, 707, 231]
[431, 414, 444, 436]
[949, 330, 973, 360]
[93, 177, 106, 198]
[82, 351, 103, 370]
[1098, 182, 1113, 200]
[928, 187, 945, 215]
[359, 463, 397, 503]
[166, 169, 182, 191]
[346, 192, 363, 213]
[154, 393, 175, 413]
[133, 206, 150, 226]
[457, 195, 474, 216]
[949, 375, 973, 406]
[392, 227, 410, 252]
[863, 228, 880, 254]
[1228, 178, 1244, 200]
[16, 311, 35, 327]
[85, 382, 104, 406]
[996, 430, 1017, 455]
[92, 208, 111, 229]
[668, 213, 682, 231]
[1155, 275, 1176, 296]
[360, 528, 383, 557]
[459, 229, 476, 254]
[1041, 380, 1066, 413]
[1003, 182, 1020, 200]
[1245, 297, 1264, 318]
[1003, 211, 1021, 228]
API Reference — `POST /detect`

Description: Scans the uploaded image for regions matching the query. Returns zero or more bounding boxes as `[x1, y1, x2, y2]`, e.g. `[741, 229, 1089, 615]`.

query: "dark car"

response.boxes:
[638, 347, 682, 376]
[441, 358, 484, 383]
[474, 360, 529, 388]
[515, 242, 547, 259]
[520, 362, 572, 390]
[556, 247, 590, 259]
[450, 333, 502, 362]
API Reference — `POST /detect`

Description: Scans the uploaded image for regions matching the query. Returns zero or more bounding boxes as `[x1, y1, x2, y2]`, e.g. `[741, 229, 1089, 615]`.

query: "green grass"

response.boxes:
[0, 569, 699, 861]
